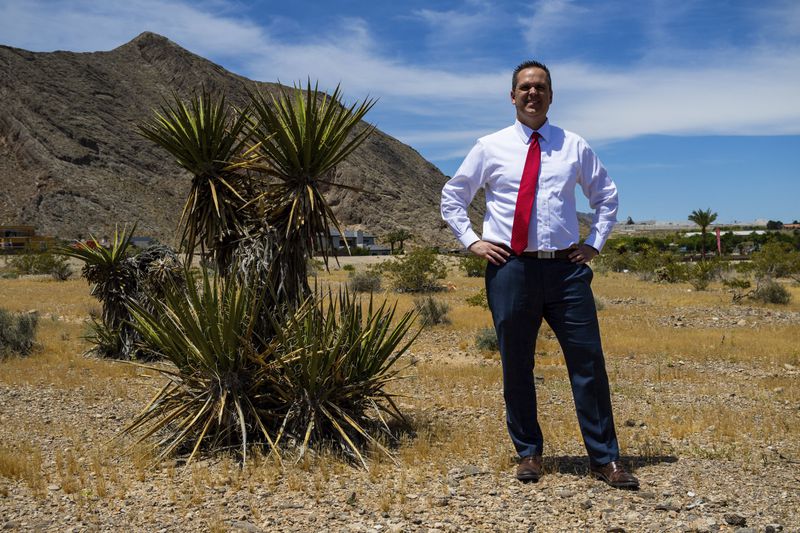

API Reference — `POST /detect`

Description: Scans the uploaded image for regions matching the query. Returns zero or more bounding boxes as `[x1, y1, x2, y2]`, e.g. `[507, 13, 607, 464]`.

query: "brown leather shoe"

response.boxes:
[590, 461, 639, 490]
[516, 454, 543, 482]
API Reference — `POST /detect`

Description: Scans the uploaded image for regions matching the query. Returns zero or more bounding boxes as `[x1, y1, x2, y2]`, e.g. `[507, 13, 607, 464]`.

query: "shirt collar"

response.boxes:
[514, 119, 550, 144]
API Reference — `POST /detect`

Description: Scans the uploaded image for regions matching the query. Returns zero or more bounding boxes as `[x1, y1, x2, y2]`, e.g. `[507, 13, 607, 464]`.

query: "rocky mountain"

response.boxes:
[0, 32, 469, 247]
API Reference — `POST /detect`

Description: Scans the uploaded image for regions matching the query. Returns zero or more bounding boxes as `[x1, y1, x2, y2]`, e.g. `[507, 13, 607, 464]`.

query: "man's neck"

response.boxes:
[517, 115, 547, 130]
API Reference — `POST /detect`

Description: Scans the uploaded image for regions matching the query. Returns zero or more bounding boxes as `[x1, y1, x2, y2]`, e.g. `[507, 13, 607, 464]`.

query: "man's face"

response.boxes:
[510, 67, 552, 129]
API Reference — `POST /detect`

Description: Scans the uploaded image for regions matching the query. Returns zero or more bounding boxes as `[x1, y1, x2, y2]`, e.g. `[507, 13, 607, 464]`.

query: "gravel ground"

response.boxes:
[1, 276, 799, 532]
[2, 343, 799, 532]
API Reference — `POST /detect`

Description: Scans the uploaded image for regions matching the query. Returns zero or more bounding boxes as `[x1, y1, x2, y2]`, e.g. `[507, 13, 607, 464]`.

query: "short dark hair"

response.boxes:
[512, 60, 552, 92]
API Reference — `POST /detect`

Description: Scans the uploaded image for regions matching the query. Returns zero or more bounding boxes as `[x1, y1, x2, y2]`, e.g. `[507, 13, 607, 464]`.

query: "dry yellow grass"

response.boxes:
[0, 263, 798, 529]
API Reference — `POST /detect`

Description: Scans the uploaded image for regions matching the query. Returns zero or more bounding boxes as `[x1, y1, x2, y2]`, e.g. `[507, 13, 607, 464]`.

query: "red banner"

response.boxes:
[716, 227, 721, 255]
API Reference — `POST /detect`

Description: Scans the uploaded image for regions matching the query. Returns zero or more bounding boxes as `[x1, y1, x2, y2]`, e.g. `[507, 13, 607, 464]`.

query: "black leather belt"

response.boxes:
[494, 243, 576, 259]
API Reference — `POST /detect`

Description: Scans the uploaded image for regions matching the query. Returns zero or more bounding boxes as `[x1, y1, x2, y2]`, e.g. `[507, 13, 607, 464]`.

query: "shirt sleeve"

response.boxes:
[440, 141, 486, 249]
[577, 140, 618, 252]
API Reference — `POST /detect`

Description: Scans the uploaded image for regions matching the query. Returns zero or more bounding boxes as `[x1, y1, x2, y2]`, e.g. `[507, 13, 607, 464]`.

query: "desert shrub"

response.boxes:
[50, 257, 73, 281]
[8, 253, 42, 275]
[630, 248, 680, 281]
[465, 288, 489, 309]
[0, 308, 38, 358]
[348, 270, 382, 293]
[654, 262, 689, 283]
[413, 296, 450, 326]
[752, 278, 791, 305]
[342, 264, 355, 272]
[474, 327, 499, 352]
[593, 248, 634, 274]
[750, 242, 800, 282]
[346, 246, 371, 256]
[459, 255, 486, 277]
[722, 277, 751, 290]
[8, 252, 71, 279]
[380, 247, 448, 292]
[687, 260, 721, 291]
[594, 296, 605, 311]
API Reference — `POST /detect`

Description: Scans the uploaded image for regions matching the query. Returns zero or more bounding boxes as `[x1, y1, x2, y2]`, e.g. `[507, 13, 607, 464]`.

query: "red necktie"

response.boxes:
[510, 132, 541, 255]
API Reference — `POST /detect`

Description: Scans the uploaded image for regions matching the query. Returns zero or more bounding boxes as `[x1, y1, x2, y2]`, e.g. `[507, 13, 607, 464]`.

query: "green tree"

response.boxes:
[384, 232, 398, 255]
[766, 220, 784, 230]
[750, 242, 800, 282]
[387, 229, 413, 254]
[382, 247, 448, 291]
[688, 208, 718, 260]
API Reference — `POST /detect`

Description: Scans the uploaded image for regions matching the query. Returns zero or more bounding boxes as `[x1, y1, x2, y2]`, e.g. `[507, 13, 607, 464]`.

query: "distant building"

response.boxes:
[684, 230, 766, 237]
[318, 228, 390, 255]
[0, 225, 56, 253]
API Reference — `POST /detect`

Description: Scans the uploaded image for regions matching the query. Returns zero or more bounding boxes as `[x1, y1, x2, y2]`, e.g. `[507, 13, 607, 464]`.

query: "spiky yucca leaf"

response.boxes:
[244, 82, 376, 307]
[121, 266, 278, 465]
[138, 90, 252, 269]
[260, 290, 417, 467]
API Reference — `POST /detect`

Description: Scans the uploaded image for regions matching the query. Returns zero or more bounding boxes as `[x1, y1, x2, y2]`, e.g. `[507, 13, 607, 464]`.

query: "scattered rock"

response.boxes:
[228, 521, 262, 533]
[724, 514, 747, 527]
[685, 497, 705, 510]
[655, 500, 681, 512]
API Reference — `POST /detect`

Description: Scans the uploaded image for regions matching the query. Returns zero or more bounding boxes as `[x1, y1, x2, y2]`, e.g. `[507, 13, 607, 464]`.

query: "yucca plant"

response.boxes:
[260, 291, 417, 467]
[126, 82, 420, 468]
[139, 90, 253, 270]
[61, 226, 138, 358]
[244, 81, 376, 308]
[122, 265, 278, 465]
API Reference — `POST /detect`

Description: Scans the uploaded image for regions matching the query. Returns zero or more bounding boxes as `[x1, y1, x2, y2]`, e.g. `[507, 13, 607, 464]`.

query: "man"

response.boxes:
[440, 60, 638, 489]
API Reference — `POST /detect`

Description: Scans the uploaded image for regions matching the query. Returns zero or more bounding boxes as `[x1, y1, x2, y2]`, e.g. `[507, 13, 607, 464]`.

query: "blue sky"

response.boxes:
[2, 0, 799, 223]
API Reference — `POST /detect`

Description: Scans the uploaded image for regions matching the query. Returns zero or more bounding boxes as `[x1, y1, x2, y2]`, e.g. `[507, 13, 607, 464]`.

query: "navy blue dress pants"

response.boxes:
[485, 256, 620, 465]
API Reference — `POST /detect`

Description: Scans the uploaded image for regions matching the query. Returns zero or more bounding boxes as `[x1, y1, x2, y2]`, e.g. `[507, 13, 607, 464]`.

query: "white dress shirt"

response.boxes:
[441, 119, 618, 253]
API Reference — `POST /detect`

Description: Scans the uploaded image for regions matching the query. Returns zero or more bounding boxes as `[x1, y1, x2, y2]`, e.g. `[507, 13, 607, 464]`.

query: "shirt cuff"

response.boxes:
[584, 231, 606, 253]
[459, 229, 481, 250]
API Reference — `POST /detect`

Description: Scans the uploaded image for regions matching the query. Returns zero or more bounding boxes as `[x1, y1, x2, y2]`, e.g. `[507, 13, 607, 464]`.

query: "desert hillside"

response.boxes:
[0, 32, 468, 246]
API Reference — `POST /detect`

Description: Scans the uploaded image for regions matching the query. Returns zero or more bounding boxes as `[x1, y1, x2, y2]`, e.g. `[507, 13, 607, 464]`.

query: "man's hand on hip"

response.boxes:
[569, 244, 599, 264]
[468, 240, 510, 265]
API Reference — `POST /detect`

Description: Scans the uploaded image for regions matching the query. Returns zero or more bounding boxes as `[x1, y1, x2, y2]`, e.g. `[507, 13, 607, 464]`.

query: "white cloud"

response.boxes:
[411, 4, 493, 48]
[518, 0, 589, 50]
[0, 0, 266, 57]
[1, 0, 799, 173]
[553, 51, 800, 142]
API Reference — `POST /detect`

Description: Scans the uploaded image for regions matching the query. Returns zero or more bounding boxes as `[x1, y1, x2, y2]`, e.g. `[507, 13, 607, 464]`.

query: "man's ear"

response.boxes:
[510, 89, 516, 104]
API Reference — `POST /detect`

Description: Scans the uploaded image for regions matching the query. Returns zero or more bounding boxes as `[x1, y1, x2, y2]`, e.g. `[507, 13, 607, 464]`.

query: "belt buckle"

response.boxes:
[537, 250, 555, 259]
